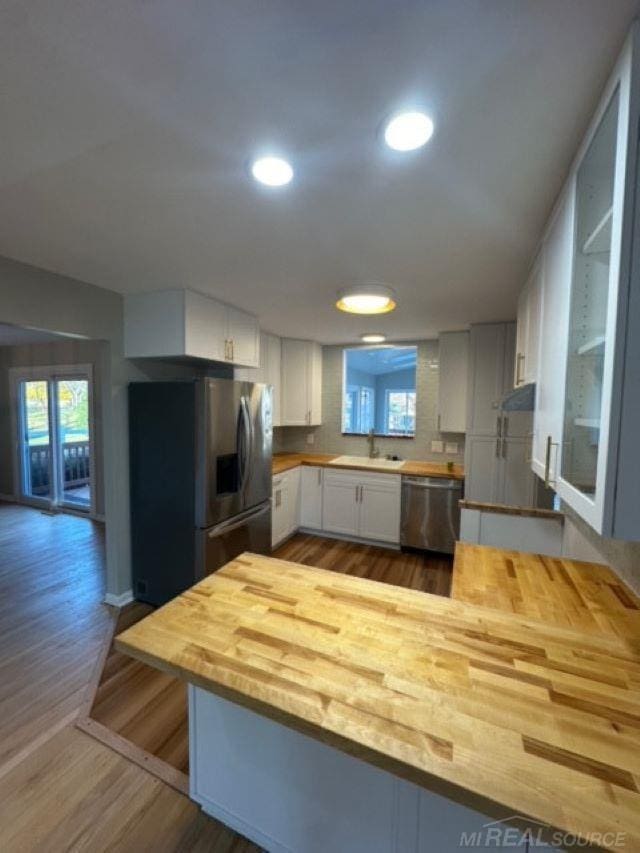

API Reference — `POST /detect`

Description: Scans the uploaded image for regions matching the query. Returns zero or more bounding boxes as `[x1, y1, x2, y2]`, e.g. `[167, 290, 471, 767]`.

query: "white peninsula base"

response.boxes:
[188, 686, 536, 853]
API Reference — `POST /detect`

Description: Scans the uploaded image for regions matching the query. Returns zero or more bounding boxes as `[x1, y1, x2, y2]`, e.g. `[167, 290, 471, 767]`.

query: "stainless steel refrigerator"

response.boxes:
[129, 378, 272, 605]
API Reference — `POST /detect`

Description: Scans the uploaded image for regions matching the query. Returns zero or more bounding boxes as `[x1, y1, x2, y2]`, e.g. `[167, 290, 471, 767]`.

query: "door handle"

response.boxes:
[516, 352, 525, 386]
[208, 501, 271, 538]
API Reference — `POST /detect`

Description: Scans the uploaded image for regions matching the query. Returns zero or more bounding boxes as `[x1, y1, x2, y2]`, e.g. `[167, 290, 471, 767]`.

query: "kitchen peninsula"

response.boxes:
[116, 551, 640, 852]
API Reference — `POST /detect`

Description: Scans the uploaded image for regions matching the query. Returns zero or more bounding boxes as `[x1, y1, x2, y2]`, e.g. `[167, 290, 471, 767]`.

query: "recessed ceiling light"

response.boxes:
[361, 333, 386, 343]
[251, 156, 293, 187]
[336, 283, 396, 315]
[384, 111, 434, 152]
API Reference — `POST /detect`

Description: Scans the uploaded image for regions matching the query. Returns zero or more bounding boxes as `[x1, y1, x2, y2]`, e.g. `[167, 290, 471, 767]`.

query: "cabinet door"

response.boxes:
[227, 307, 260, 368]
[466, 324, 507, 435]
[281, 339, 310, 425]
[499, 438, 534, 507]
[300, 466, 323, 529]
[438, 331, 469, 432]
[185, 291, 228, 362]
[464, 435, 501, 502]
[271, 477, 289, 547]
[514, 284, 529, 388]
[286, 467, 301, 536]
[358, 480, 401, 544]
[322, 472, 359, 536]
[532, 188, 573, 483]
[308, 343, 323, 425]
[524, 257, 543, 384]
[265, 334, 282, 427]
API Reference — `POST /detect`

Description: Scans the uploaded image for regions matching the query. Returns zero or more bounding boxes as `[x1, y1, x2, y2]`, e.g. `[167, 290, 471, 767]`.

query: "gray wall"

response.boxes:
[275, 340, 466, 462]
[0, 254, 225, 598]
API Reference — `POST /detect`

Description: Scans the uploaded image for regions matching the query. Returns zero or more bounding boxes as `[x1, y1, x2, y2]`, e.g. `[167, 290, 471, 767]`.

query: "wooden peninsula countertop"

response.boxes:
[272, 452, 464, 480]
[116, 552, 640, 849]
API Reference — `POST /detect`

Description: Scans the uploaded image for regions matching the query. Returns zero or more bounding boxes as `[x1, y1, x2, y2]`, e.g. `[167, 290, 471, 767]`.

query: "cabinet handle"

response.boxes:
[502, 438, 507, 459]
[437, 414, 441, 432]
[275, 489, 282, 508]
[503, 416, 508, 438]
[544, 435, 559, 488]
[231, 340, 235, 362]
[317, 468, 322, 486]
[516, 352, 525, 386]
[495, 438, 501, 458]
[496, 416, 502, 437]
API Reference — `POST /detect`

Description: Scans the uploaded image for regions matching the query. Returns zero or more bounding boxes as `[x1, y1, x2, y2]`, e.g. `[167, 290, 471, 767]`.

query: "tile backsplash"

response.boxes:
[274, 340, 465, 462]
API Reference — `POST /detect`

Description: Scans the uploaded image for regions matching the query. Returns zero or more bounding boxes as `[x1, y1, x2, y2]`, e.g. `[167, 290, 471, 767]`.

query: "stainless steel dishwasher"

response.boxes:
[400, 477, 462, 554]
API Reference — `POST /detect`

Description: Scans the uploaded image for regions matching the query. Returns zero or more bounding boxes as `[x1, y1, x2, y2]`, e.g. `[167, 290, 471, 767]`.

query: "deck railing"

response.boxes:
[29, 441, 90, 495]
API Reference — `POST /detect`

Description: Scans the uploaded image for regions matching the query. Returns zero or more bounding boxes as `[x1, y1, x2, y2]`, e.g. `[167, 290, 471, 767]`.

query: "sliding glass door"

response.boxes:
[15, 369, 93, 513]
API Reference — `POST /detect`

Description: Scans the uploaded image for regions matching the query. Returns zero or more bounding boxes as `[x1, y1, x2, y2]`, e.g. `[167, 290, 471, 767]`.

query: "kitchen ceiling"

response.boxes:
[1, 0, 638, 344]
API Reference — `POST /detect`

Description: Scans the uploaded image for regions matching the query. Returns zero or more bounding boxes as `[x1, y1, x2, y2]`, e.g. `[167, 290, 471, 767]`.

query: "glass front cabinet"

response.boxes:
[536, 23, 640, 538]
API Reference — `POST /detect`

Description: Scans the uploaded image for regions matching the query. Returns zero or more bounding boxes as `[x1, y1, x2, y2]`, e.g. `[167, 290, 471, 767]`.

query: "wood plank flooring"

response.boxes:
[0, 502, 258, 852]
[274, 533, 453, 595]
[88, 601, 189, 775]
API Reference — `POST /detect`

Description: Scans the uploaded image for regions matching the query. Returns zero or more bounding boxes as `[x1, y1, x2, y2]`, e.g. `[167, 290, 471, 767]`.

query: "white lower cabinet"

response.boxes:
[300, 466, 323, 529]
[273, 466, 401, 548]
[271, 467, 300, 547]
[322, 470, 401, 544]
[321, 472, 360, 537]
[465, 435, 534, 506]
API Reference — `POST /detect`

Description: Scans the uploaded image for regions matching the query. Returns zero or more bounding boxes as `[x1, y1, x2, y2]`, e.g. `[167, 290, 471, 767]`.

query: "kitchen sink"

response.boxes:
[328, 455, 405, 470]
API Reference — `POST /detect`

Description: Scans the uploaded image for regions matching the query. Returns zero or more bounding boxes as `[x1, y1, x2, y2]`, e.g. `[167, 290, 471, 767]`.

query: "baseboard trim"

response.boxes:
[104, 589, 134, 607]
[297, 527, 401, 551]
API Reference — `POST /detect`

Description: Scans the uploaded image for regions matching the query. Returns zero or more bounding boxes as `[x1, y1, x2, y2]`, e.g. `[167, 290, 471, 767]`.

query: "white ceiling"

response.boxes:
[1, 1, 638, 344]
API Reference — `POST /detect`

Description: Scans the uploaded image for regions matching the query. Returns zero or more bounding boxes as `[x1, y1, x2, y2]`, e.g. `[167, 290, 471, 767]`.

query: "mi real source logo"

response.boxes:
[459, 816, 627, 849]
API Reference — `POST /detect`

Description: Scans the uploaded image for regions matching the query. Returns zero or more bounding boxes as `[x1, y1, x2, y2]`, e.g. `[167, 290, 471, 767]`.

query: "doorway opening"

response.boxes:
[12, 366, 94, 514]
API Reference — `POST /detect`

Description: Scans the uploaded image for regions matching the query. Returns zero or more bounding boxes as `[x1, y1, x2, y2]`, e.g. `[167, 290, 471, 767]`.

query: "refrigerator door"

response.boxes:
[196, 499, 272, 580]
[197, 379, 272, 527]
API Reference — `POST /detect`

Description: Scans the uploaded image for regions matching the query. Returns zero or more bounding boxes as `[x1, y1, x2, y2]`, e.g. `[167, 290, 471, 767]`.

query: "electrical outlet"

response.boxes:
[445, 442, 458, 454]
[306, 432, 315, 445]
[431, 440, 444, 453]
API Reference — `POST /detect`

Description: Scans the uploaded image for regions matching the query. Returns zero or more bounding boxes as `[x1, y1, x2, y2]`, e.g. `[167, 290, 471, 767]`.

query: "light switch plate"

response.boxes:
[445, 442, 458, 454]
[306, 432, 315, 445]
[431, 440, 444, 453]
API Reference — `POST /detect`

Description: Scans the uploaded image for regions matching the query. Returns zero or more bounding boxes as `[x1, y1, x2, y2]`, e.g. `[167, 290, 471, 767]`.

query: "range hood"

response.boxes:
[501, 382, 535, 411]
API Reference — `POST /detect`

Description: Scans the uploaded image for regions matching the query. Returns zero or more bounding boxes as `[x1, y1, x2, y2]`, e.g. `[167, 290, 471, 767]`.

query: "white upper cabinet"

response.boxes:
[236, 332, 282, 426]
[437, 331, 469, 433]
[514, 253, 543, 387]
[280, 339, 323, 426]
[531, 188, 574, 485]
[124, 289, 260, 368]
[532, 24, 640, 539]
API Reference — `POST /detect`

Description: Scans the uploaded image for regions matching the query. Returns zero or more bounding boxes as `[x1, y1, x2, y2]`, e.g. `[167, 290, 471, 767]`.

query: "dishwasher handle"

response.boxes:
[402, 477, 462, 490]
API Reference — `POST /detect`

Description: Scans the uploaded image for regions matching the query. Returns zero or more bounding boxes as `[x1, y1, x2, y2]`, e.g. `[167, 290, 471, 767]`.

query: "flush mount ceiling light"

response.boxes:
[361, 333, 386, 343]
[336, 283, 396, 315]
[384, 111, 434, 152]
[251, 156, 293, 187]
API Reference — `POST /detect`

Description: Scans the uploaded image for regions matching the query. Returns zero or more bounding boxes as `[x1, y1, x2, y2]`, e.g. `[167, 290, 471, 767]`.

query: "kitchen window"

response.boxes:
[385, 390, 416, 435]
[342, 345, 417, 437]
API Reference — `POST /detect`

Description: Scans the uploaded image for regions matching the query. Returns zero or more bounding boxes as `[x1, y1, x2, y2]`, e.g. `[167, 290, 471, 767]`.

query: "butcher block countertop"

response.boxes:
[272, 452, 464, 480]
[116, 553, 640, 849]
[453, 543, 640, 640]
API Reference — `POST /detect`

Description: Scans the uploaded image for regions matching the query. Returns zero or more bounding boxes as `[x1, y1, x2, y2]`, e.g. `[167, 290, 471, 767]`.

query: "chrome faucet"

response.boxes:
[367, 429, 379, 459]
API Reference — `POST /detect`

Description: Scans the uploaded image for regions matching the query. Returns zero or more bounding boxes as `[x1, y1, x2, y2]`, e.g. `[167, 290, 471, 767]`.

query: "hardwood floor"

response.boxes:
[87, 601, 189, 777]
[274, 533, 453, 596]
[0, 502, 258, 852]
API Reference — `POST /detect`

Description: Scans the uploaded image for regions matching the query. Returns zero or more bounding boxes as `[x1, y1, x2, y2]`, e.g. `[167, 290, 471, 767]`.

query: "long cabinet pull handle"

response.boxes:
[502, 438, 507, 459]
[544, 435, 559, 488]
[495, 438, 501, 458]
[317, 468, 322, 486]
[496, 416, 502, 437]
[516, 352, 525, 386]
[503, 416, 508, 437]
